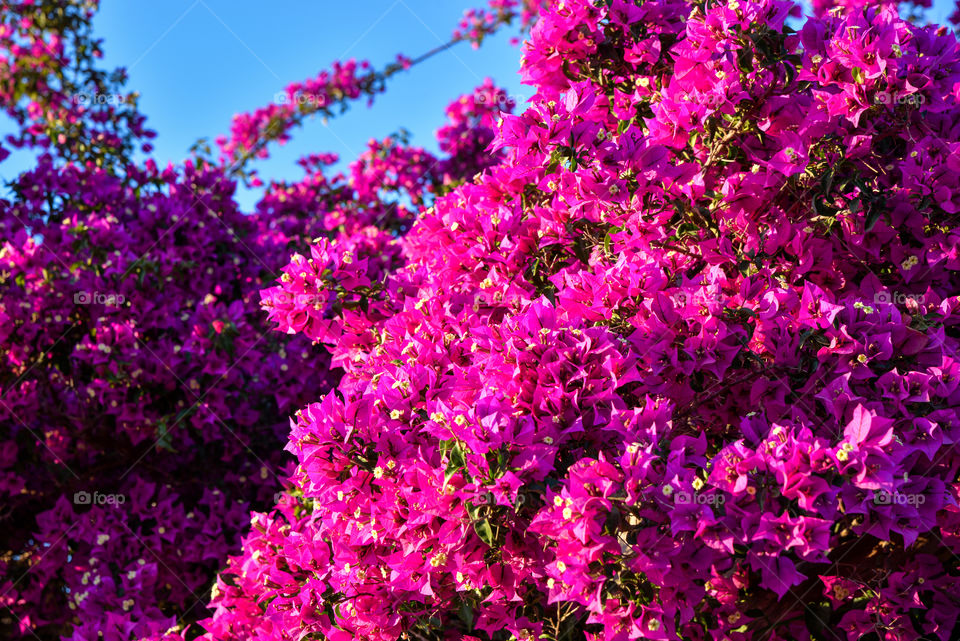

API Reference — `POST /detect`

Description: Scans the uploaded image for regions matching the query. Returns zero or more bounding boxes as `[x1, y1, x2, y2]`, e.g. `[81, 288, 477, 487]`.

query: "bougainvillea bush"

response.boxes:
[0, 1, 534, 640]
[202, 0, 960, 640]
[4, 0, 960, 640]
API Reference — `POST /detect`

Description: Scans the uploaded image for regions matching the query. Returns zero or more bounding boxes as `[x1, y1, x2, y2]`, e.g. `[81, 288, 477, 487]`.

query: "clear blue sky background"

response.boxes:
[97, 0, 532, 210]
[1, 0, 957, 210]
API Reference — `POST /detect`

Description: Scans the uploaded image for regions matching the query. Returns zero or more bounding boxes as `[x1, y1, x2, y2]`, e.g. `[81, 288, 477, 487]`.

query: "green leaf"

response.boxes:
[543, 284, 557, 306]
[458, 601, 475, 631]
[438, 438, 454, 458]
[465, 501, 481, 521]
[865, 205, 883, 232]
[820, 166, 835, 196]
[444, 441, 466, 486]
[783, 61, 797, 87]
[156, 420, 177, 453]
[812, 195, 836, 219]
[473, 519, 494, 546]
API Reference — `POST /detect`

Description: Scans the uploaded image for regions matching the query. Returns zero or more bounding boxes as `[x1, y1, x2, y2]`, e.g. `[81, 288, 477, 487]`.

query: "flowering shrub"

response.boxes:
[0, 87, 520, 641]
[6, 0, 960, 640]
[198, 0, 960, 640]
[0, 0, 155, 168]
[0, 2, 529, 640]
[0, 152, 338, 640]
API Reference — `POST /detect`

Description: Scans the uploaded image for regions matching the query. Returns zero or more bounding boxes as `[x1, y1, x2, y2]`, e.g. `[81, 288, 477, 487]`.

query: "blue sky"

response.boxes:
[1, 0, 957, 210]
[94, 0, 532, 209]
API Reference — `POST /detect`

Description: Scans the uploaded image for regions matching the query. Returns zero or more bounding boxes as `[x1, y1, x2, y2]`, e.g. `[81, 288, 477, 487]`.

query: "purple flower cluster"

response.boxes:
[1, 1, 531, 637]
[5, 0, 960, 639]
[0, 1, 155, 169]
[199, 0, 960, 639]
[0, 154, 331, 639]
[1, 16, 522, 638]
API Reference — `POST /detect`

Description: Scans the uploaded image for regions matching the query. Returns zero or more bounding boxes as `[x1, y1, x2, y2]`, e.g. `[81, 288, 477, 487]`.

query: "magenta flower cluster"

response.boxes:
[4, 0, 960, 640]
[1, 90, 518, 641]
[0, 1, 155, 167]
[0, 152, 335, 639]
[0, 3, 523, 638]
[200, 0, 960, 640]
